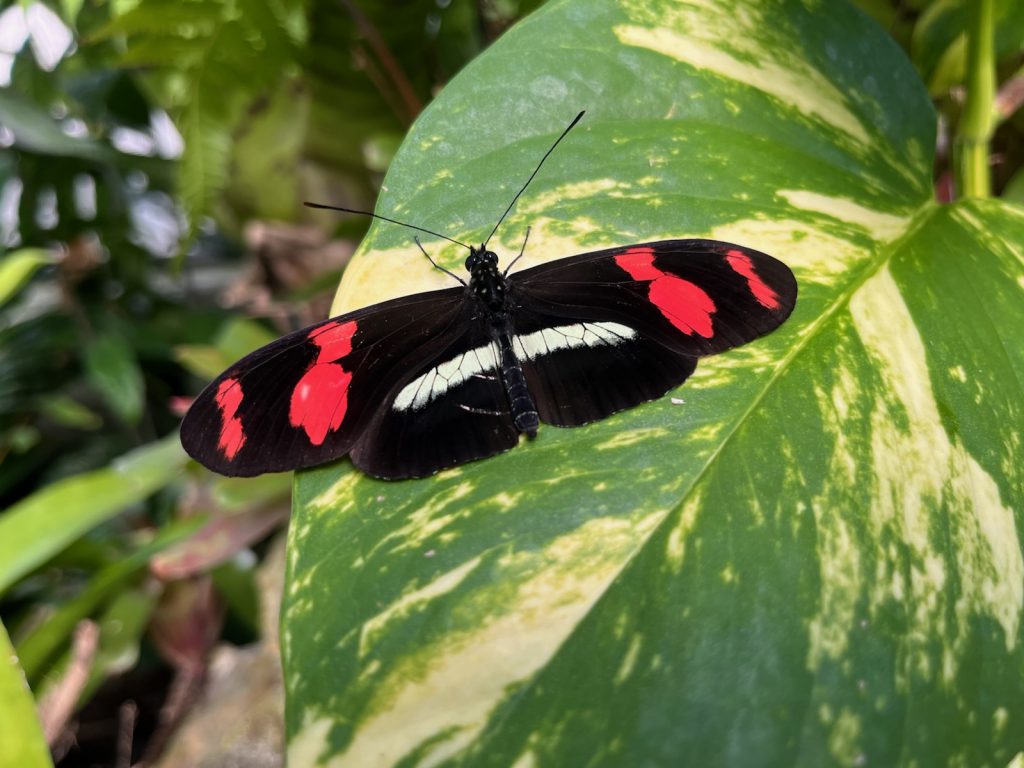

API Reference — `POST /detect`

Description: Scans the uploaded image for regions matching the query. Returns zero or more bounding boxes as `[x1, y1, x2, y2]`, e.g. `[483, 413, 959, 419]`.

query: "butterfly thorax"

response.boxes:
[466, 246, 508, 314]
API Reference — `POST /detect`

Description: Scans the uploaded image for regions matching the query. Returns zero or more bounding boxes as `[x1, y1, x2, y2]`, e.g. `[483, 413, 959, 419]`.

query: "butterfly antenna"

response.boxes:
[483, 110, 585, 249]
[303, 202, 472, 250]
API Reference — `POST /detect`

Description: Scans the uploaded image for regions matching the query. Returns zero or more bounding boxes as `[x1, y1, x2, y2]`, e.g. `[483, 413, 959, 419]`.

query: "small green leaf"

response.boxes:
[1004, 166, 1024, 203]
[83, 332, 144, 424]
[81, 588, 158, 701]
[0, 434, 187, 595]
[176, 318, 279, 380]
[59, 0, 85, 26]
[215, 318, 278, 365]
[175, 343, 233, 381]
[0, 249, 53, 307]
[210, 473, 292, 511]
[37, 393, 103, 431]
[0, 621, 53, 768]
[212, 561, 261, 634]
[361, 132, 404, 173]
[4, 424, 41, 454]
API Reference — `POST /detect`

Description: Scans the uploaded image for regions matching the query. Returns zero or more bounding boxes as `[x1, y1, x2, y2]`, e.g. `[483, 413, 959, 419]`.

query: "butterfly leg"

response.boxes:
[457, 403, 506, 417]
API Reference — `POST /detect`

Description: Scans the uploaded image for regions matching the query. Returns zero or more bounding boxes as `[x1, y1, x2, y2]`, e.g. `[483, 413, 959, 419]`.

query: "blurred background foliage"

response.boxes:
[0, 0, 1020, 765]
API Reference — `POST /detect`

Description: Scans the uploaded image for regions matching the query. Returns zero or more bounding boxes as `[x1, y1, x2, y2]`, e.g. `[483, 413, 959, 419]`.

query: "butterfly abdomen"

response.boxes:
[497, 333, 539, 437]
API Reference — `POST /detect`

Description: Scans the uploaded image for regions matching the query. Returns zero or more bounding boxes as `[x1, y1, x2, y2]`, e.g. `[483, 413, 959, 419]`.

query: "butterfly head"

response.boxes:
[465, 246, 499, 274]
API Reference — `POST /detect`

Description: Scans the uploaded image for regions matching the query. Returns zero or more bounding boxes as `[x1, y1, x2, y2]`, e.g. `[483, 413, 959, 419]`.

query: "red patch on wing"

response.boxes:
[289, 320, 358, 445]
[309, 320, 357, 362]
[725, 249, 780, 309]
[614, 247, 659, 279]
[615, 247, 716, 338]
[215, 378, 246, 460]
[290, 366, 353, 445]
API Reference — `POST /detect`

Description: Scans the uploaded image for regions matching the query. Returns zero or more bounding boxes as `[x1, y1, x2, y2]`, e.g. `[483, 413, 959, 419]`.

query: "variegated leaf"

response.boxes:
[284, 0, 1024, 765]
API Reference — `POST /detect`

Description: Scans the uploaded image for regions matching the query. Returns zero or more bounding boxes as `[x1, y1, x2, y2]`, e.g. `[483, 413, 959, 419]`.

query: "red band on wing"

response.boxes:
[615, 247, 716, 338]
[215, 378, 246, 460]
[310, 320, 357, 362]
[725, 249, 780, 309]
[289, 320, 359, 446]
[614, 247, 659, 279]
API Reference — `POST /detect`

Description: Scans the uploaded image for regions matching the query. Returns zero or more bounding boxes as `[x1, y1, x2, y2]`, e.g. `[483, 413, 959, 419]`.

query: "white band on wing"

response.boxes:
[392, 321, 636, 412]
[512, 321, 636, 360]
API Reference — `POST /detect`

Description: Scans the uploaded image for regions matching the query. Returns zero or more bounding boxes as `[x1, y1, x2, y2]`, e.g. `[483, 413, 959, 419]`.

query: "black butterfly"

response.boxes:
[181, 112, 797, 479]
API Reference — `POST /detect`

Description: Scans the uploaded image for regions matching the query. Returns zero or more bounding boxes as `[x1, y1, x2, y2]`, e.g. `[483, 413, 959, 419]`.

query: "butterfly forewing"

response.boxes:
[181, 287, 470, 476]
[510, 239, 797, 357]
[505, 239, 796, 427]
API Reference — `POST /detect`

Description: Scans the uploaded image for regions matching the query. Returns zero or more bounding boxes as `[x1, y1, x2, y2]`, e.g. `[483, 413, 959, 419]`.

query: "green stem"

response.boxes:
[956, 0, 995, 199]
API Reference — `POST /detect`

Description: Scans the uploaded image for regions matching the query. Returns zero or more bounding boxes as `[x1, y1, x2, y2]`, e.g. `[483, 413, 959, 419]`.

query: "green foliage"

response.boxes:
[175, 317, 278, 380]
[911, 0, 1024, 93]
[0, 436, 186, 595]
[15, 516, 200, 682]
[284, 0, 1024, 765]
[82, 331, 145, 425]
[0, 622, 52, 768]
[0, 89, 114, 161]
[0, 0, 531, 760]
[0, 249, 53, 307]
[79, 587, 158, 701]
[1, 0, 1022, 763]
[92, 0, 307, 228]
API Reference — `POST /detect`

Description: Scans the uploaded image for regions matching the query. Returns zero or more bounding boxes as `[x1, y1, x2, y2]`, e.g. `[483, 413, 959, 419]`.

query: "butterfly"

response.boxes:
[181, 112, 797, 479]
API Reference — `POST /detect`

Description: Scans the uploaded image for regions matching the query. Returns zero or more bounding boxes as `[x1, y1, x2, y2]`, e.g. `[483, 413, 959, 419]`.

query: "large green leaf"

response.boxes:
[283, 0, 1024, 765]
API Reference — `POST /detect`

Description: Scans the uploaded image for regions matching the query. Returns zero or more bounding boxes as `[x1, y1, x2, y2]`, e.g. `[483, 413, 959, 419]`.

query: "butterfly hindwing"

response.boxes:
[351, 335, 520, 479]
[506, 317, 698, 427]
